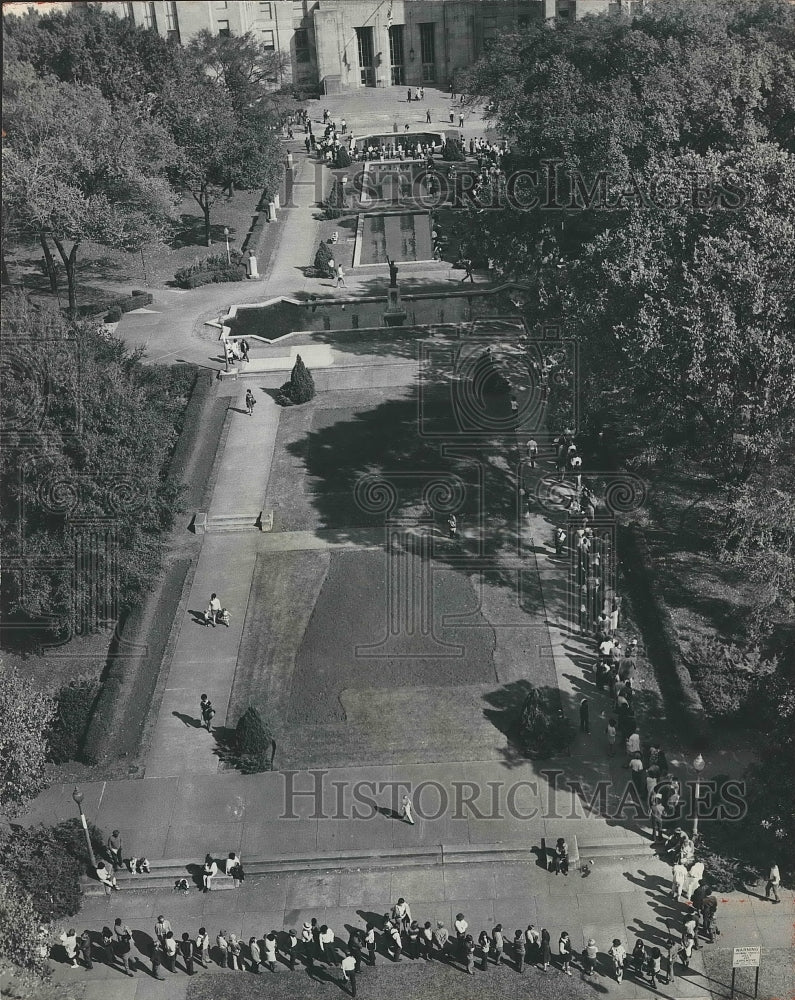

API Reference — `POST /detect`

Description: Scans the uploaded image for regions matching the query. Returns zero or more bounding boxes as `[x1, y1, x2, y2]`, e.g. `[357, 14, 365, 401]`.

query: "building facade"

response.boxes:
[5, 0, 649, 92]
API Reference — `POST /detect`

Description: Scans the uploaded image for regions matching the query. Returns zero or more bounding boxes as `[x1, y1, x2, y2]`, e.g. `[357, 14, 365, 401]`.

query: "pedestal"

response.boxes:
[268, 201, 277, 222]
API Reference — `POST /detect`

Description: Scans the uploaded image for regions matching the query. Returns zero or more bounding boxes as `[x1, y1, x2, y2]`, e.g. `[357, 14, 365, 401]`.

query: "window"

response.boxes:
[355, 26, 375, 86]
[262, 29, 275, 49]
[165, 1, 180, 41]
[608, 1, 620, 12]
[260, 1, 273, 16]
[294, 27, 311, 63]
[143, 1, 158, 31]
[419, 22, 436, 82]
[218, 19, 231, 36]
[389, 24, 405, 85]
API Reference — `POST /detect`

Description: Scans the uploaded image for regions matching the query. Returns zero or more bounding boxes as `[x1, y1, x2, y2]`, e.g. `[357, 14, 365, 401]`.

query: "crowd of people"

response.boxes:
[56, 887, 731, 995]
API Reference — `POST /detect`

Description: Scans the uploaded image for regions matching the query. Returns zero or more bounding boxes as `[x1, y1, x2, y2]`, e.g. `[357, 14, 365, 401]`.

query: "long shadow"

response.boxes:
[172, 711, 202, 729]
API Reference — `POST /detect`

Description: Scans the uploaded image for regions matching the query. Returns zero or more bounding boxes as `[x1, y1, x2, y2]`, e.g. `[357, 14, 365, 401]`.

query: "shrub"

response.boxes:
[75, 290, 153, 318]
[0, 879, 50, 978]
[105, 306, 122, 323]
[234, 705, 275, 772]
[286, 353, 316, 404]
[47, 679, 99, 764]
[442, 137, 465, 161]
[0, 819, 103, 921]
[516, 686, 574, 758]
[686, 637, 776, 721]
[174, 251, 246, 288]
[335, 146, 351, 168]
[314, 242, 333, 271]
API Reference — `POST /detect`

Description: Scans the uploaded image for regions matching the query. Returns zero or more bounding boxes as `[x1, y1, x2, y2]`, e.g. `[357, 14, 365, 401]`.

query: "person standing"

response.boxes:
[447, 514, 458, 540]
[196, 927, 210, 968]
[426, 108, 432, 124]
[514, 929, 525, 973]
[320, 925, 336, 965]
[341, 951, 358, 996]
[286, 928, 298, 970]
[766, 863, 781, 903]
[540, 929, 552, 971]
[150, 938, 165, 980]
[648, 946, 662, 988]
[106, 829, 123, 869]
[458, 113, 465, 129]
[113, 920, 134, 977]
[433, 920, 449, 962]
[555, 526, 567, 555]
[609, 938, 626, 982]
[525, 924, 540, 966]
[421, 922, 434, 960]
[263, 932, 278, 971]
[392, 898, 411, 931]
[492, 924, 504, 965]
[579, 698, 590, 734]
[365, 923, 377, 965]
[163, 931, 177, 973]
[249, 937, 261, 973]
[407, 921, 421, 960]
[155, 916, 172, 951]
[671, 861, 687, 900]
[650, 794, 665, 840]
[216, 930, 228, 969]
[559, 931, 573, 975]
[101, 926, 115, 967]
[419, 86, 425, 100]
[664, 936, 678, 985]
[245, 388, 256, 416]
[682, 914, 699, 955]
[449, 108, 455, 124]
[464, 935, 475, 975]
[407, 88, 412, 102]
[336, 264, 346, 287]
[60, 928, 79, 969]
[387, 921, 403, 961]
[631, 938, 645, 977]
[477, 930, 490, 970]
[78, 929, 93, 970]
[527, 438, 538, 467]
[180, 933, 194, 975]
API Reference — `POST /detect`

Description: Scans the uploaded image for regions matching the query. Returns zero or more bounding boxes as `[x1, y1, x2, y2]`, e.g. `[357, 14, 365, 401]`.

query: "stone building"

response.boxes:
[5, 0, 650, 92]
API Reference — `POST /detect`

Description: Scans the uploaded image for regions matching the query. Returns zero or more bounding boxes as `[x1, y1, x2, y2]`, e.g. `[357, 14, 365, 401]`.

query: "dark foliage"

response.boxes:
[47, 679, 99, 764]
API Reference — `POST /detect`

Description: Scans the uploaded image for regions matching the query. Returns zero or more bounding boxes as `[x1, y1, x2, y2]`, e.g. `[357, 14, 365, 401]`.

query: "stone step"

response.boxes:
[82, 837, 653, 895]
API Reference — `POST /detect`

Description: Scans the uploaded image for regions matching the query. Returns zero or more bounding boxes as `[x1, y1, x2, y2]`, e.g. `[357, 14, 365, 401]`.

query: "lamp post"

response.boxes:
[72, 786, 97, 870]
[692, 754, 705, 839]
[223, 227, 231, 266]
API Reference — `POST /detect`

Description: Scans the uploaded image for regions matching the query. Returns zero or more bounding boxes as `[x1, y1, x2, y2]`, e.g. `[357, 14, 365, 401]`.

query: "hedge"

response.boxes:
[47, 679, 99, 764]
[76, 290, 153, 318]
[177, 265, 247, 289]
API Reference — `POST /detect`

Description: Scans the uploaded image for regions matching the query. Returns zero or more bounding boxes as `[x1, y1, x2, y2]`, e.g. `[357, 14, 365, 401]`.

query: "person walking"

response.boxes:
[540, 929, 552, 971]
[701, 893, 719, 942]
[196, 927, 210, 968]
[245, 388, 256, 416]
[766, 863, 781, 903]
[449, 108, 455, 124]
[341, 951, 358, 996]
[460, 258, 475, 283]
[206, 592, 221, 626]
[579, 698, 590, 734]
[683, 860, 705, 901]
[447, 513, 458, 540]
[527, 438, 538, 467]
[555, 526, 567, 555]
[200, 694, 215, 731]
[336, 264, 346, 287]
[180, 932, 195, 975]
[559, 931, 573, 975]
[425, 108, 432, 124]
[609, 939, 626, 982]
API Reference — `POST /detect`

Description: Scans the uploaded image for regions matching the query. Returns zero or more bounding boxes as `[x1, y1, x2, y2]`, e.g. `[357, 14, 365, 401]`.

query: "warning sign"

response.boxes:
[732, 947, 761, 969]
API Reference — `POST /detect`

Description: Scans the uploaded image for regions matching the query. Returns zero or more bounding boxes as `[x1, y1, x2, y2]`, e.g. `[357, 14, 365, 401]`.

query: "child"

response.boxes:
[218, 608, 231, 627]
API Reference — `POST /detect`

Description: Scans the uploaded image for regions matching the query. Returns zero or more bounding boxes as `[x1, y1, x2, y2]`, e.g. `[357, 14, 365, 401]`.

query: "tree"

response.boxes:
[0, 662, 55, 818]
[2, 63, 176, 312]
[287, 354, 316, 404]
[186, 29, 291, 121]
[235, 705, 275, 771]
[0, 293, 193, 643]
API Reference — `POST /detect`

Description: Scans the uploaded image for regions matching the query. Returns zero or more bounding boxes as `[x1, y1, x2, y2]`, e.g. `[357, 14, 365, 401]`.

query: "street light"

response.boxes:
[223, 227, 231, 266]
[72, 786, 97, 870]
[692, 754, 705, 839]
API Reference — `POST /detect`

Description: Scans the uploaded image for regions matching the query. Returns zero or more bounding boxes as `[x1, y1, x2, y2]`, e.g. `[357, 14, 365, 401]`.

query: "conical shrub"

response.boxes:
[289, 353, 316, 403]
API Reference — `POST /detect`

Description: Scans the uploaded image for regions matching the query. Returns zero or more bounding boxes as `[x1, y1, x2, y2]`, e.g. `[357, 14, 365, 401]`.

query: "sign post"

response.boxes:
[731, 947, 761, 999]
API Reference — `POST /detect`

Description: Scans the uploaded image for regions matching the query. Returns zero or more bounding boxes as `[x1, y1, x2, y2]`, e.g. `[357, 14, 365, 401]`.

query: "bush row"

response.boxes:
[177, 265, 248, 288]
[75, 289, 153, 319]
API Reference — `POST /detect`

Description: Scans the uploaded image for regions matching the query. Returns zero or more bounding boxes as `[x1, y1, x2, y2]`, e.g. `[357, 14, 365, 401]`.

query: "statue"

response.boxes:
[386, 255, 399, 288]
